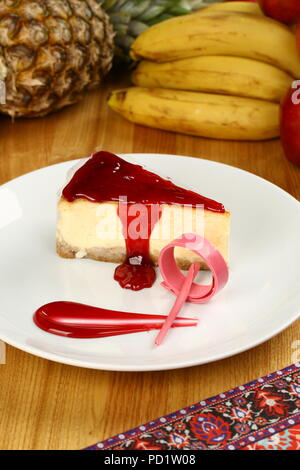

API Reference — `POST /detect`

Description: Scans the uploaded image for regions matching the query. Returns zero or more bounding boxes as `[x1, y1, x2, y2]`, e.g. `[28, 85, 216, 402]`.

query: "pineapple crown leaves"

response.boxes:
[98, 0, 219, 61]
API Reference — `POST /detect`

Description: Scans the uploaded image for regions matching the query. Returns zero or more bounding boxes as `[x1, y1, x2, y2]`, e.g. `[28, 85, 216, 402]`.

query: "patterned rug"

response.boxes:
[86, 363, 300, 450]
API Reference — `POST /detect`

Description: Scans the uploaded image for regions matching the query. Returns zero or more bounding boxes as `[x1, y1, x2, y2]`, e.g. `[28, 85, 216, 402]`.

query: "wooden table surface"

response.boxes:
[0, 73, 299, 450]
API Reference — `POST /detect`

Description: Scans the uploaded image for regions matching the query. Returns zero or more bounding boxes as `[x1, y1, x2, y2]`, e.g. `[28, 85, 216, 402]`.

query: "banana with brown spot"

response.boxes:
[195, 1, 263, 16]
[108, 87, 280, 141]
[131, 56, 293, 103]
[130, 11, 300, 78]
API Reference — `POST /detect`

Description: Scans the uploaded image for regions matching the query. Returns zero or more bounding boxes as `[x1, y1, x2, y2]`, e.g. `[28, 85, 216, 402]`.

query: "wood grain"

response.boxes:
[0, 73, 299, 450]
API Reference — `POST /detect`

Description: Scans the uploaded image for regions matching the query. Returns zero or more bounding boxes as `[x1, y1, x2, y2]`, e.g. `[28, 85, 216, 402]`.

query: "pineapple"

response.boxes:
[0, 0, 115, 118]
[0, 0, 217, 118]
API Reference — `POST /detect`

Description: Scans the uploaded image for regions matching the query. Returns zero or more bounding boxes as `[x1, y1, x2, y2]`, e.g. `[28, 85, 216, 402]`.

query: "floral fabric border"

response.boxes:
[85, 363, 300, 450]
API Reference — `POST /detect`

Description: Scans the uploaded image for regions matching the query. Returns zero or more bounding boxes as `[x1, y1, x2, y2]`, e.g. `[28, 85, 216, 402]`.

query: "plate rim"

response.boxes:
[0, 310, 299, 371]
[0, 153, 299, 371]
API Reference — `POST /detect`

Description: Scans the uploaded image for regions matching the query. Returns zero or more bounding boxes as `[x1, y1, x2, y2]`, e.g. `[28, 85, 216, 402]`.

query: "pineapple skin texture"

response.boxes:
[0, 0, 114, 118]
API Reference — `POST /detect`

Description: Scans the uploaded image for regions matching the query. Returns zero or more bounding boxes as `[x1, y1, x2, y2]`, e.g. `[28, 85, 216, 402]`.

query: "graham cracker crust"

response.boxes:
[56, 239, 208, 270]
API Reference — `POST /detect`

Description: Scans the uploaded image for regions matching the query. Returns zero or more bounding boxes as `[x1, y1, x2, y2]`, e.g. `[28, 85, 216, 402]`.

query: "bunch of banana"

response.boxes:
[108, 1, 297, 141]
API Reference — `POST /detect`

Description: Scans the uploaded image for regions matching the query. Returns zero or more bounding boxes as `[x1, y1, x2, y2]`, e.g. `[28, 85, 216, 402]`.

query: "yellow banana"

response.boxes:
[130, 11, 300, 78]
[131, 56, 292, 103]
[108, 87, 279, 141]
[196, 1, 263, 16]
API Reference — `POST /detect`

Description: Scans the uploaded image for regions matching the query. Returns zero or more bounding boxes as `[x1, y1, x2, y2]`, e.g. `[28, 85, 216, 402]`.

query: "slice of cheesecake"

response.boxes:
[57, 151, 230, 290]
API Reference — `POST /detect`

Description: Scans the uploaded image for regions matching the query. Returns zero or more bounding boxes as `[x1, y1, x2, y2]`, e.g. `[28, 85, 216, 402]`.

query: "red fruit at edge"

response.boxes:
[296, 21, 300, 57]
[258, 0, 300, 24]
[280, 82, 300, 166]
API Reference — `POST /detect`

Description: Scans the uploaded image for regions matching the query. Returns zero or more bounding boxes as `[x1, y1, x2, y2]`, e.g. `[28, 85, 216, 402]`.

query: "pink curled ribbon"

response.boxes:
[155, 233, 229, 345]
[159, 233, 229, 303]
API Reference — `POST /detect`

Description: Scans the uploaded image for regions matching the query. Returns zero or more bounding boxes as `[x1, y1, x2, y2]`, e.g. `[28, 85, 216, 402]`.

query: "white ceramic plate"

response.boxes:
[0, 154, 299, 371]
